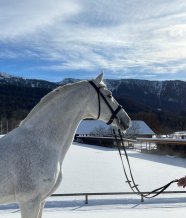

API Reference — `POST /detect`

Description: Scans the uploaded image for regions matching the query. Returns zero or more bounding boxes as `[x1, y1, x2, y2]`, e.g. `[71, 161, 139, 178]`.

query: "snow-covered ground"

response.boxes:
[0, 142, 186, 217]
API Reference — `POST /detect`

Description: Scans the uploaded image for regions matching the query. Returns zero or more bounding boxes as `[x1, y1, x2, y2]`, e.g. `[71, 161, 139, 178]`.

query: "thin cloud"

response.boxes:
[0, 0, 81, 39]
[0, 0, 186, 80]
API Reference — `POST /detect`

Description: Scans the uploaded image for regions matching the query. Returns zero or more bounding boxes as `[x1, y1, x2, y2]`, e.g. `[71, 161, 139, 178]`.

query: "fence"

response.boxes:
[76, 135, 136, 148]
[135, 137, 186, 156]
[51, 190, 186, 203]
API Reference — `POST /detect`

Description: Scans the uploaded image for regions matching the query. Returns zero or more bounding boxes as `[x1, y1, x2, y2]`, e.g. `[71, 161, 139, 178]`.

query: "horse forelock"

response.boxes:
[99, 80, 106, 89]
[20, 81, 87, 126]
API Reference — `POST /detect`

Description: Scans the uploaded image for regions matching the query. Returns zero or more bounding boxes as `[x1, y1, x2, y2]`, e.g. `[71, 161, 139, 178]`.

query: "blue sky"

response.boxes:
[1, 0, 186, 82]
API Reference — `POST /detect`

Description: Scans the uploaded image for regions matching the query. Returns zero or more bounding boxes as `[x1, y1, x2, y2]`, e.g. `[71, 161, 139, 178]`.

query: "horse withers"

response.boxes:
[0, 73, 131, 218]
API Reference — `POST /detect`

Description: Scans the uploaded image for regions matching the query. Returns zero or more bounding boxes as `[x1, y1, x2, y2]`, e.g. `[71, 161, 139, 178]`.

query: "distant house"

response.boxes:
[76, 120, 155, 138]
[171, 131, 186, 139]
[76, 120, 109, 136]
[126, 120, 155, 138]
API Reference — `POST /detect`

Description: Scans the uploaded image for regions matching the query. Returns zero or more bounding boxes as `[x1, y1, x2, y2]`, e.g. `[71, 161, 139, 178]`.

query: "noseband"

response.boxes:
[88, 81, 122, 125]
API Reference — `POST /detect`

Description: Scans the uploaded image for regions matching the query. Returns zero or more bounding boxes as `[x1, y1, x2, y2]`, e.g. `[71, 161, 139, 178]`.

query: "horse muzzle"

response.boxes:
[115, 117, 131, 131]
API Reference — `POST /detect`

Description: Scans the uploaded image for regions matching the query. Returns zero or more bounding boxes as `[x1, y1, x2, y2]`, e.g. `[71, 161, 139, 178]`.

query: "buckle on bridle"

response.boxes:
[107, 105, 123, 125]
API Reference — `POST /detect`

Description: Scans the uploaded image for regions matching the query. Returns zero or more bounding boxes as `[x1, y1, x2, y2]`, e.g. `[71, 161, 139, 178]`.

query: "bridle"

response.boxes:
[89, 80, 178, 202]
[88, 80, 123, 125]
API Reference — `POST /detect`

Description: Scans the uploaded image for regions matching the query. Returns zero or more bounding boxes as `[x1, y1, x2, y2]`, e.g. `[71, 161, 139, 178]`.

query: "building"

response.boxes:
[76, 120, 155, 138]
[75, 120, 155, 147]
[126, 120, 155, 138]
[171, 131, 186, 139]
[76, 120, 111, 136]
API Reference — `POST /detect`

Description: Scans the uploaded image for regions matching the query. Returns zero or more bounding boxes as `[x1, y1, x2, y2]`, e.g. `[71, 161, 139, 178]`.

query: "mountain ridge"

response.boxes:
[0, 72, 186, 134]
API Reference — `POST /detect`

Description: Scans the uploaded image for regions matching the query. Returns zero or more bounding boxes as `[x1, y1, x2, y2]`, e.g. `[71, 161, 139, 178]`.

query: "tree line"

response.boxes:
[0, 85, 52, 133]
[0, 84, 185, 135]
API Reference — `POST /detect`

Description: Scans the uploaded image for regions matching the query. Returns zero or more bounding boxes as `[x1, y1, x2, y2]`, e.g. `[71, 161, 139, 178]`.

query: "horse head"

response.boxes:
[89, 73, 131, 131]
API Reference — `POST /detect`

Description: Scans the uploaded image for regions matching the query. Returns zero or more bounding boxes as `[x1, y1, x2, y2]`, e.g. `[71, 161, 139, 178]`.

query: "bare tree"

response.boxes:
[90, 126, 113, 136]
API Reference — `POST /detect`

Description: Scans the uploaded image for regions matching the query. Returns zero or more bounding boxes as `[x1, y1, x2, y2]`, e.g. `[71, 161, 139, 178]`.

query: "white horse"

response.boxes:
[0, 73, 130, 218]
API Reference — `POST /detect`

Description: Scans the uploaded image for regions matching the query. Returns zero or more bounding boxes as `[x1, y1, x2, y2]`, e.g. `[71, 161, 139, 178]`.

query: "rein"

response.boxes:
[113, 129, 178, 201]
[88, 80, 178, 200]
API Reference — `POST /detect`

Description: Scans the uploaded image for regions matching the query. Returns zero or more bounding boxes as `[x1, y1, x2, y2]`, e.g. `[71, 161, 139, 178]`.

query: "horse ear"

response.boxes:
[94, 72, 104, 85]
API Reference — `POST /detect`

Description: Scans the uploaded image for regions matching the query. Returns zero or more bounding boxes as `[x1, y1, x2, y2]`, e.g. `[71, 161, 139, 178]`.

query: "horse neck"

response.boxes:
[22, 81, 93, 155]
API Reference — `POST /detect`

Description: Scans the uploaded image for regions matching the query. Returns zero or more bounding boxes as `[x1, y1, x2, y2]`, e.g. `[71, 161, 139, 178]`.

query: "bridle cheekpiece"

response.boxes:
[88, 80, 122, 125]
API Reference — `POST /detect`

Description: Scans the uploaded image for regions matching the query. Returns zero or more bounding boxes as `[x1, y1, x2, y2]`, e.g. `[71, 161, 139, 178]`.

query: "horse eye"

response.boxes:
[107, 94, 112, 98]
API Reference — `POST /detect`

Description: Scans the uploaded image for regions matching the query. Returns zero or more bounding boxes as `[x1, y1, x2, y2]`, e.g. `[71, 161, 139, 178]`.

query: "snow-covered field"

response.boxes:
[0, 142, 186, 217]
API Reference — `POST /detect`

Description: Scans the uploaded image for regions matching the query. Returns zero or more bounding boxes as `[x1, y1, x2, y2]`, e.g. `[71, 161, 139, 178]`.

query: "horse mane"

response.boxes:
[20, 81, 85, 125]
[20, 79, 107, 126]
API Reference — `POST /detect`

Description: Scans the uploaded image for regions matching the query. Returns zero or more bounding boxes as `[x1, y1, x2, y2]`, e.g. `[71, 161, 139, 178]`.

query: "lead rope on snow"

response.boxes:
[113, 129, 178, 202]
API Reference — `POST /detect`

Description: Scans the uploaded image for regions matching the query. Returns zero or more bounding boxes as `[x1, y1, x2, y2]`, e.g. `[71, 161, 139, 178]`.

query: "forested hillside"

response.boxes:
[0, 73, 186, 134]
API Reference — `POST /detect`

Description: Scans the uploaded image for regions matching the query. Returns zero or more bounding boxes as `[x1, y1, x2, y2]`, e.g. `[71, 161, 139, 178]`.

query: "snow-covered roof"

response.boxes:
[127, 120, 155, 135]
[173, 131, 186, 135]
[76, 120, 108, 135]
[76, 120, 155, 135]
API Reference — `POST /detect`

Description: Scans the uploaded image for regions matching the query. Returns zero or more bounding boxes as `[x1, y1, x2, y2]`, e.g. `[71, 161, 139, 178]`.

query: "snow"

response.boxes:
[1, 195, 186, 218]
[0, 72, 14, 79]
[168, 97, 177, 102]
[58, 143, 185, 193]
[0, 142, 186, 217]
